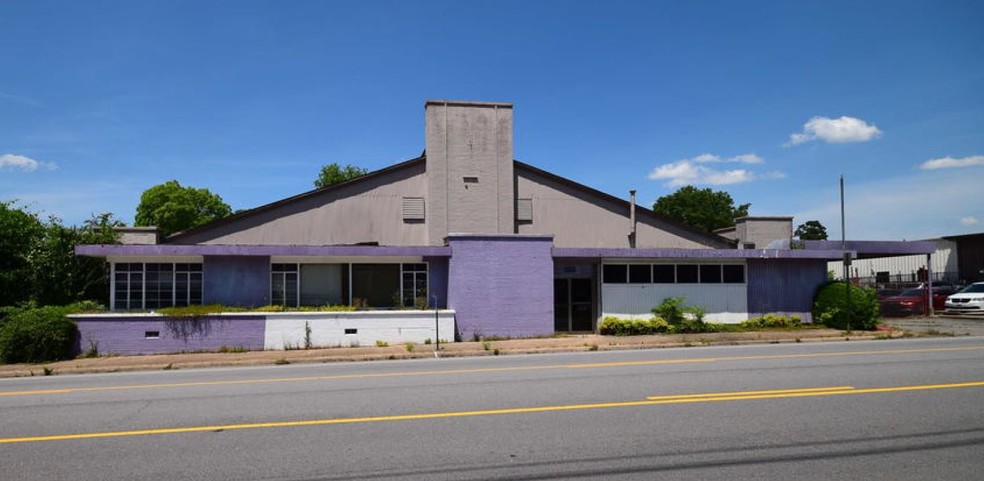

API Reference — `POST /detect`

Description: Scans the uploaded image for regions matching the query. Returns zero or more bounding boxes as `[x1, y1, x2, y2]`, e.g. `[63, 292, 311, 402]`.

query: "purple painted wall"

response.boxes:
[204, 256, 270, 307]
[746, 259, 828, 323]
[424, 256, 449, 309]
[74, 315, 266, 355]
[448, 235, 554, 338]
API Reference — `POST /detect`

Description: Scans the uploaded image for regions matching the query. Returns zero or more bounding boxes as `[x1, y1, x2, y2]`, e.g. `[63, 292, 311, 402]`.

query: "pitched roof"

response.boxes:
[514, 160, 736, 249]
[164, 155, 425, 243]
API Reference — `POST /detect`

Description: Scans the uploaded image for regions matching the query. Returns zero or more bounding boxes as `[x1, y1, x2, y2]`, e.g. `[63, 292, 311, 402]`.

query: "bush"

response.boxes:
[812, 282, 879, 330]
[740, 313, 803, 330]
[0, 305, 79, 363]
[653, 297, 709, 333]
[599, 316, 670, 335]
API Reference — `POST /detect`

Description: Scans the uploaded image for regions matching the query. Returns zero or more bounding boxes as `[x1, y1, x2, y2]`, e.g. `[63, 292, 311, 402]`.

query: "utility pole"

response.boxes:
[841, 175, 851, 332]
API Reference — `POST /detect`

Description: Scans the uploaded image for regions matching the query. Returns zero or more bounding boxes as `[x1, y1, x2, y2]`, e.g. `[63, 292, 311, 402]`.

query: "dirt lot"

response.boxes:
[0, 328, 904, 378]
[882, 313, 984, 337]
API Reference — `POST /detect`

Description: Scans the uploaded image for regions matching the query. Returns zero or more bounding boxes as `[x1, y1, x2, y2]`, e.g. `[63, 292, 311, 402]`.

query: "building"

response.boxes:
[826, 232, 984, 288]
[74, 100, 933, 355]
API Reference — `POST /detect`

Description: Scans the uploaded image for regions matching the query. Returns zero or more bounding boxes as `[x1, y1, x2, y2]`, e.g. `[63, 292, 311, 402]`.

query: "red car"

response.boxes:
[880, 285, 957, 317]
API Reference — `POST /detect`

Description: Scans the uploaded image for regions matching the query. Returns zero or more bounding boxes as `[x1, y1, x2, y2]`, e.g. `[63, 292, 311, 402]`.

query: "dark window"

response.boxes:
[629, 264, 651, 283]
[676, 265, 698, 283]
[602, 264, 627, 284]
[344, 328, 357, 335]
[700, 265, 722, 284]
[723, 265, 745, 283]
[653, 265, 675, 283]
[145, 331, 160, 339]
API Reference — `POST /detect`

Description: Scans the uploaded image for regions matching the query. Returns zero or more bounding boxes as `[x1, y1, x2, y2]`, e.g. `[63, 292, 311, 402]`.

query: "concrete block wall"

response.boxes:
[73, 314, 266, 356]
[447, 234, 554, 339]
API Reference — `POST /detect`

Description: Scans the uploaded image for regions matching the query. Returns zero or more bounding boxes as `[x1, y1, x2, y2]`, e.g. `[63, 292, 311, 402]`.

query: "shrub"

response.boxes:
[812, 282, 879, 330]
[0, 305, 79, 363]
[740, 313, 803, 330]
[653, 297, 709, 333]
[599, 316, 670, 335]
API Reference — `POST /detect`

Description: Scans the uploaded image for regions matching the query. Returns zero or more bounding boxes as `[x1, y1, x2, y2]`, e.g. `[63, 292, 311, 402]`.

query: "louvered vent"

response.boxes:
[516, 198, 533, 222]
[402, 197, 425, 221]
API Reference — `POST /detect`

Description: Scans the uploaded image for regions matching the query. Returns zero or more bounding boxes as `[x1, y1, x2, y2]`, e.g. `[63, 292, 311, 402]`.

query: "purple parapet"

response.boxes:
[75, 244, 451, 257]
[73, 314, 267, 356]
[448, 235, 554, 339]
[552, 247, 846, 260]
[746, 259, 829, 323]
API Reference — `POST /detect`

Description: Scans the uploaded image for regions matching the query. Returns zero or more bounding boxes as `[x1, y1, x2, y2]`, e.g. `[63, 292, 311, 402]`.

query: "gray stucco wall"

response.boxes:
[516, 167, 720, 249]
[425, 101, 514, 242]
[447, 235, 554, 339]
[174, 162, 428, 246]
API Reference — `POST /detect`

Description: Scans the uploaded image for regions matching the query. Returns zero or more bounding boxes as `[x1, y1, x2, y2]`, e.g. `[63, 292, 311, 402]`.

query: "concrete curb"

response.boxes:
[0, 328, 902, 378]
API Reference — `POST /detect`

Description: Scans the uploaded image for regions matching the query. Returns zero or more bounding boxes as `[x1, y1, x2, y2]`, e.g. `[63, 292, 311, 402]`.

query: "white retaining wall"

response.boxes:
[263, 310, 456, 349]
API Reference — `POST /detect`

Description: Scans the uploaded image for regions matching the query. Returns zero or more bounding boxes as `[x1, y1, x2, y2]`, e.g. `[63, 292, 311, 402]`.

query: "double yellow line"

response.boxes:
[2, 380, 982, 445]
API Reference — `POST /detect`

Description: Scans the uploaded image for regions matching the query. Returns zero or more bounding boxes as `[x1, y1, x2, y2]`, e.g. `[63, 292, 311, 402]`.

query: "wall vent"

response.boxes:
[516, 198, 533, 222]
[402, 197, 425, 221]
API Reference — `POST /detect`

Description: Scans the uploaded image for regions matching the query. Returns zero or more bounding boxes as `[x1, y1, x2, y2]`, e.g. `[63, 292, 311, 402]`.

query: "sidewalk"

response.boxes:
[0, 328, 898, 378]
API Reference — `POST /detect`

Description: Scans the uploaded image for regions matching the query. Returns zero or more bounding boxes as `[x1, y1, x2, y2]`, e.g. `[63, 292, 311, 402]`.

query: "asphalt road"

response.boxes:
[2, 337, 984, 480]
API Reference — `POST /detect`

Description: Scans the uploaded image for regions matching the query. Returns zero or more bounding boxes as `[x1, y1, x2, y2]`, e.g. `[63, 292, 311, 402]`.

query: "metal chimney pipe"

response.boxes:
[629, 190, 637, 247]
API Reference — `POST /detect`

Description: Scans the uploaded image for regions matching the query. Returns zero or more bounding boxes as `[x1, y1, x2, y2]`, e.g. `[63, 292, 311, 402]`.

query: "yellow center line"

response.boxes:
[2, 380, 982, 445]
[646, 385, 856, 400]
[2, 345, 983, 398]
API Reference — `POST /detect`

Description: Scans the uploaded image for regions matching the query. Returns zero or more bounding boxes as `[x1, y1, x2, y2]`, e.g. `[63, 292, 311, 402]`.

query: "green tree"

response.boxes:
[135, 180, 232, 237]
[652, 186, 750, 232]
[314, 163, 369, 189]
[30, 213, 122, 306]
[795, 220, 828, 240]
[0, 201, 45, 306]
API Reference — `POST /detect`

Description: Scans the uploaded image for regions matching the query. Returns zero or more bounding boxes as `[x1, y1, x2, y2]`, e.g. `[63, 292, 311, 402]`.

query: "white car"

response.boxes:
[945, 282, 984, 313]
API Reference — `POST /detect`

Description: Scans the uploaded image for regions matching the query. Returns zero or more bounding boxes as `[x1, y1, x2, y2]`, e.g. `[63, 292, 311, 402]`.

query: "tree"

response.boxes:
[0, 201, 45, 306]
[1, 202, 122, 308]
[795, 220, 828, 240]
[29, 213, 122, 306]
[135, 180, 232, 237]
[314, 163, 369, 189]
[652, 186, 750, 232]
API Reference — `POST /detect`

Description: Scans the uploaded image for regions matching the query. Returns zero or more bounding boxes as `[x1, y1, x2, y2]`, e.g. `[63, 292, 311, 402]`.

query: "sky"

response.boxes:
[1, 0, 982, 241]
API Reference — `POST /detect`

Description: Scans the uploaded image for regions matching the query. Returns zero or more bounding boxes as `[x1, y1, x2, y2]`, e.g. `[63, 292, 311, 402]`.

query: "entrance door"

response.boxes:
[554, 278, 594, 332]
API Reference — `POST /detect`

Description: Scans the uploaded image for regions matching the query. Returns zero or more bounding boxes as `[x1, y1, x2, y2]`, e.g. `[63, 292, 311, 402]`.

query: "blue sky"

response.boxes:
[1, 0, 982, 240]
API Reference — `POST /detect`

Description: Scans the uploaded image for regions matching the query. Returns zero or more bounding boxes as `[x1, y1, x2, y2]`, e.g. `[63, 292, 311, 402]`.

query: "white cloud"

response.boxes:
[785, 116, 882, 146]
[919, 155, 984, 170]
[0, 153, 58, 172]
[648, 153, 780, 187]
[961, 216, 980, 226]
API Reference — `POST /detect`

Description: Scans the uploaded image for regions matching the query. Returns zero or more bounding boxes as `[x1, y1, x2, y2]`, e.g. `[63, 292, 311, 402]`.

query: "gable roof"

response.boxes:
[164, 155, 425, 244]
[514, 160, 736, 249]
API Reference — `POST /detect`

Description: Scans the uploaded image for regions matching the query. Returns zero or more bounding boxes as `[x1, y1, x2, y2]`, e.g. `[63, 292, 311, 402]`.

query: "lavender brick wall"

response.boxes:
[73, 314, 266, 355]
[204, 255, 270, 307]
[448, 235, 554, 338]
[424, 256, 450, 308]
[746, 259, 828, 323]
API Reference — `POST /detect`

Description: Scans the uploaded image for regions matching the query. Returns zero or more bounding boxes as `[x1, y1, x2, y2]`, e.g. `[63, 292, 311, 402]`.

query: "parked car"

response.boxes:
[880, 285, 957, 317]
[945, 282, 984, 313]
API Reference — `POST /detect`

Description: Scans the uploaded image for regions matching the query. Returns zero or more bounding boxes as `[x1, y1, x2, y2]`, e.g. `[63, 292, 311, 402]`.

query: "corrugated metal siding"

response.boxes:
[747, 259, 827, 322]
[602, 284, 748, 323]
[402, 197, 425, 221]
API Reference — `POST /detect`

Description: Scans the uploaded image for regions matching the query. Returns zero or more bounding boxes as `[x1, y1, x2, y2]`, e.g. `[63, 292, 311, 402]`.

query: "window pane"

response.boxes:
[653, 265, 675, 283]
[602, 264, 627, 284]
[629, 264, 651, 283]
[676, 265, 698, 283]
[723, 265, 745, 283]
[700, 265, 722, 283]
